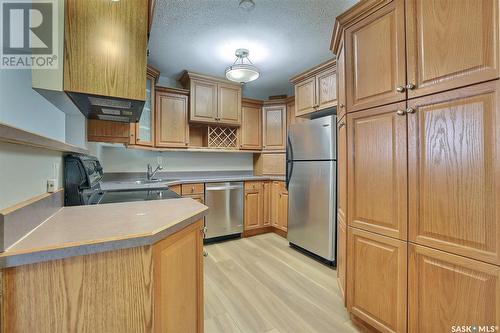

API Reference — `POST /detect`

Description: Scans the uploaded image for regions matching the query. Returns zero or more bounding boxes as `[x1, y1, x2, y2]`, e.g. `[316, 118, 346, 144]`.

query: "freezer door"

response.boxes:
[287, 160, 336, 261]
[288, 115, 336, 161]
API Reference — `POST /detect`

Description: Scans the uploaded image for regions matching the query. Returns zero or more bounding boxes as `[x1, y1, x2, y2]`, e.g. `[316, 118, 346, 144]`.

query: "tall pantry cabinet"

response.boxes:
[332, 0, 500, 332]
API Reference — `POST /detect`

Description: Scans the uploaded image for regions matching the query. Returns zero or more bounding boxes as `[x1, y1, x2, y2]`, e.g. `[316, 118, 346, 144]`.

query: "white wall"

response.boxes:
[99, 146, 253, 173]
[0, 142, 63, 210]
[0, 70, 67, 142]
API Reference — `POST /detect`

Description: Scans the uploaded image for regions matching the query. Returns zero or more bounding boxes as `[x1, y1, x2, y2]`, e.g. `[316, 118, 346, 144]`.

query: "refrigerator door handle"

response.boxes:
[286, 135, 294, 190]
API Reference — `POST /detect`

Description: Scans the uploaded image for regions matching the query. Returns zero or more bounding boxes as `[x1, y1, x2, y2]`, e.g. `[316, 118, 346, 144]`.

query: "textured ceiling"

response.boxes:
[148, 0, 357, 100]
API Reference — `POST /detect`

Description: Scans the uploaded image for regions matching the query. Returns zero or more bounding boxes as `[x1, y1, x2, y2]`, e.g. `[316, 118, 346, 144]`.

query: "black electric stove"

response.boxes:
[64, 154, 180, 206]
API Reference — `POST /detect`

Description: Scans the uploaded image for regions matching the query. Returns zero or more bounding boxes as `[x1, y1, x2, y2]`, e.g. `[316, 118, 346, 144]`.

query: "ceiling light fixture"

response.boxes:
[225, 48, 260, 84]
[239, 0, 255, 12]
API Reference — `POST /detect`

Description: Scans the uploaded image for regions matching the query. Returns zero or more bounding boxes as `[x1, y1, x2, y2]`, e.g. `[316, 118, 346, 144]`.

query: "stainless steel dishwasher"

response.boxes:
[204, 182, 244, 240]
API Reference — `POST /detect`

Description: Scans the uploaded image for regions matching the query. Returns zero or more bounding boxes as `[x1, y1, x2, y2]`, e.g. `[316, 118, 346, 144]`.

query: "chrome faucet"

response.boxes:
[147, 163, 163, 181]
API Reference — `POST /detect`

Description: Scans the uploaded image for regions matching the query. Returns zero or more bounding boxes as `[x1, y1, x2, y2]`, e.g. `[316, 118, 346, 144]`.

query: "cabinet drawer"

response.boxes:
[183, 193, 204, 204]
[244, 181, 263, 192]
[181, 183, 205, 195]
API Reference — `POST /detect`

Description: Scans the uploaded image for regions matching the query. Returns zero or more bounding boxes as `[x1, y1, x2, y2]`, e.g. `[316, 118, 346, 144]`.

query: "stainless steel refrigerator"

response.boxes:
[286, 114, 336, 265]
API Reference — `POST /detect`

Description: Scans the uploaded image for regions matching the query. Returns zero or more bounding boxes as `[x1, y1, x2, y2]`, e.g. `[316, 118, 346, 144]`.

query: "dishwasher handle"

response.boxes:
[205, 185, 243, 191]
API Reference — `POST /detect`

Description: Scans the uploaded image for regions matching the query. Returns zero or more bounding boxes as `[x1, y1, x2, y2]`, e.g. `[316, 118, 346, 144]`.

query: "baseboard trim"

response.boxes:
[242, 226, 287, 239]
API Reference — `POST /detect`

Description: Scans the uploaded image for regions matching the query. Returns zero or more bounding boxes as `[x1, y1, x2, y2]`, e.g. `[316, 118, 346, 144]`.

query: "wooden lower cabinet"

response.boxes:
[153, 220, 204, 333]
[184, 193, 204, 204]
[408, 244, 500, 333]
[244, 181, 264, 231]
[1, 221, 204, 333]
[271, 181, 288, 232]
[337, 218, 347, 305]
[347, 227, 407, 333]
[263, 181, 271, 226]
[244, 181, 287, 236]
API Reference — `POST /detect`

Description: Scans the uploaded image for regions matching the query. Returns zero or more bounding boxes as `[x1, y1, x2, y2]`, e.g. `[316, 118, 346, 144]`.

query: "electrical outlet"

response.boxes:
[47, 179, 56, 193]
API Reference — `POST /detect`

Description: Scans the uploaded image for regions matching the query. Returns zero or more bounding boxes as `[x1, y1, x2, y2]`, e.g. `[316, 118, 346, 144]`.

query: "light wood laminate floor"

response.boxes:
[204, 233, 359, 333]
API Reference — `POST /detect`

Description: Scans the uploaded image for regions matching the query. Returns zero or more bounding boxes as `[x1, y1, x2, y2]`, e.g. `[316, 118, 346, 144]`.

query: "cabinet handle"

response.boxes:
[396, 109, 406, 116]
[406, 107, 416, 114]
[396, 86, 406, 93]
[338, 122, 346, 129]
[339, 103, 345, 108]
[406, 83, 416, 90]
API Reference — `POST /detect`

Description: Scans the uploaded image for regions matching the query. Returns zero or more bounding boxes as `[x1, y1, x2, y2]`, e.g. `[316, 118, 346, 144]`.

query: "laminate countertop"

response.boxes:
[0, 198, 208, 268]
[101, 175, 286, 191]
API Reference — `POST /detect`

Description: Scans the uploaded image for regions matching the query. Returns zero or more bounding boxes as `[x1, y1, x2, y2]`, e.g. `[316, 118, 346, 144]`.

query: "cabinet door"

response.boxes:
[218, 83, 241, 125]
[406, 0, 499, 99]
[345, 0, 406, 112]
[271, 181, 281, 227]
[316, 68, 337, 110]
[337, 219, 347, 305]
[408, 81, 500, 265]
[64, 0, 147, 101]
[336, 43, 346, 120]
[263, 181, 271, 226]
[277, 185, 288, 232]
[347, 227, 407, 333]
[240, 105, 262, 150]
[190, 80, 218, 123]
[337, 116, 347, 227]
[409, 244, 500, 333]
[135, 76, 155, 146]
[244, 182, 263, 230]
[347, 102, 408, 240]
[295, 77, 316, 116]
[153, 220, 204, 333]
[155, 91, 189, 147]
[263, 105, 286, 151]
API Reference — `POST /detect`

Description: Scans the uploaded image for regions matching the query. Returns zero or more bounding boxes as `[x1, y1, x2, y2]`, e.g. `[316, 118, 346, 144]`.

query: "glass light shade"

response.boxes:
[225, 64, 260, 83]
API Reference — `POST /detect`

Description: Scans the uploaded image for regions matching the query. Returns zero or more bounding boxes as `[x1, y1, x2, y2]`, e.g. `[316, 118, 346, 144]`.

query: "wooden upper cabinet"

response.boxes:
[295, 78, 316, 116]
[409, 244, 500, 333]
[155, 88, 189, 148]
[218, 83, 241, 125]
[190, 79, 218, 123]
[316, 68, 337, 109]
[345, 0, 406, 112]
[262, 104, 286, 151]
[336, 43, 347, 120]
[240, 99, 262, 150]
[406, 0, 499, 99]
[347, 228, 407, 333]
[291, 59, 337, 117]
[180, 72, 242, 126]
[347, 101, 408, 240]
[153, 220, 204, 333]
[64, 0, 147, 101]
[408, 81, 500, 265]
[133, 66, 161, 147]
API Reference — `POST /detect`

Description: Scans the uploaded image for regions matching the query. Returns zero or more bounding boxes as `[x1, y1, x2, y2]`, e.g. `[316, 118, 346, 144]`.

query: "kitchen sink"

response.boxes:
[119, 179, 177, 185]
